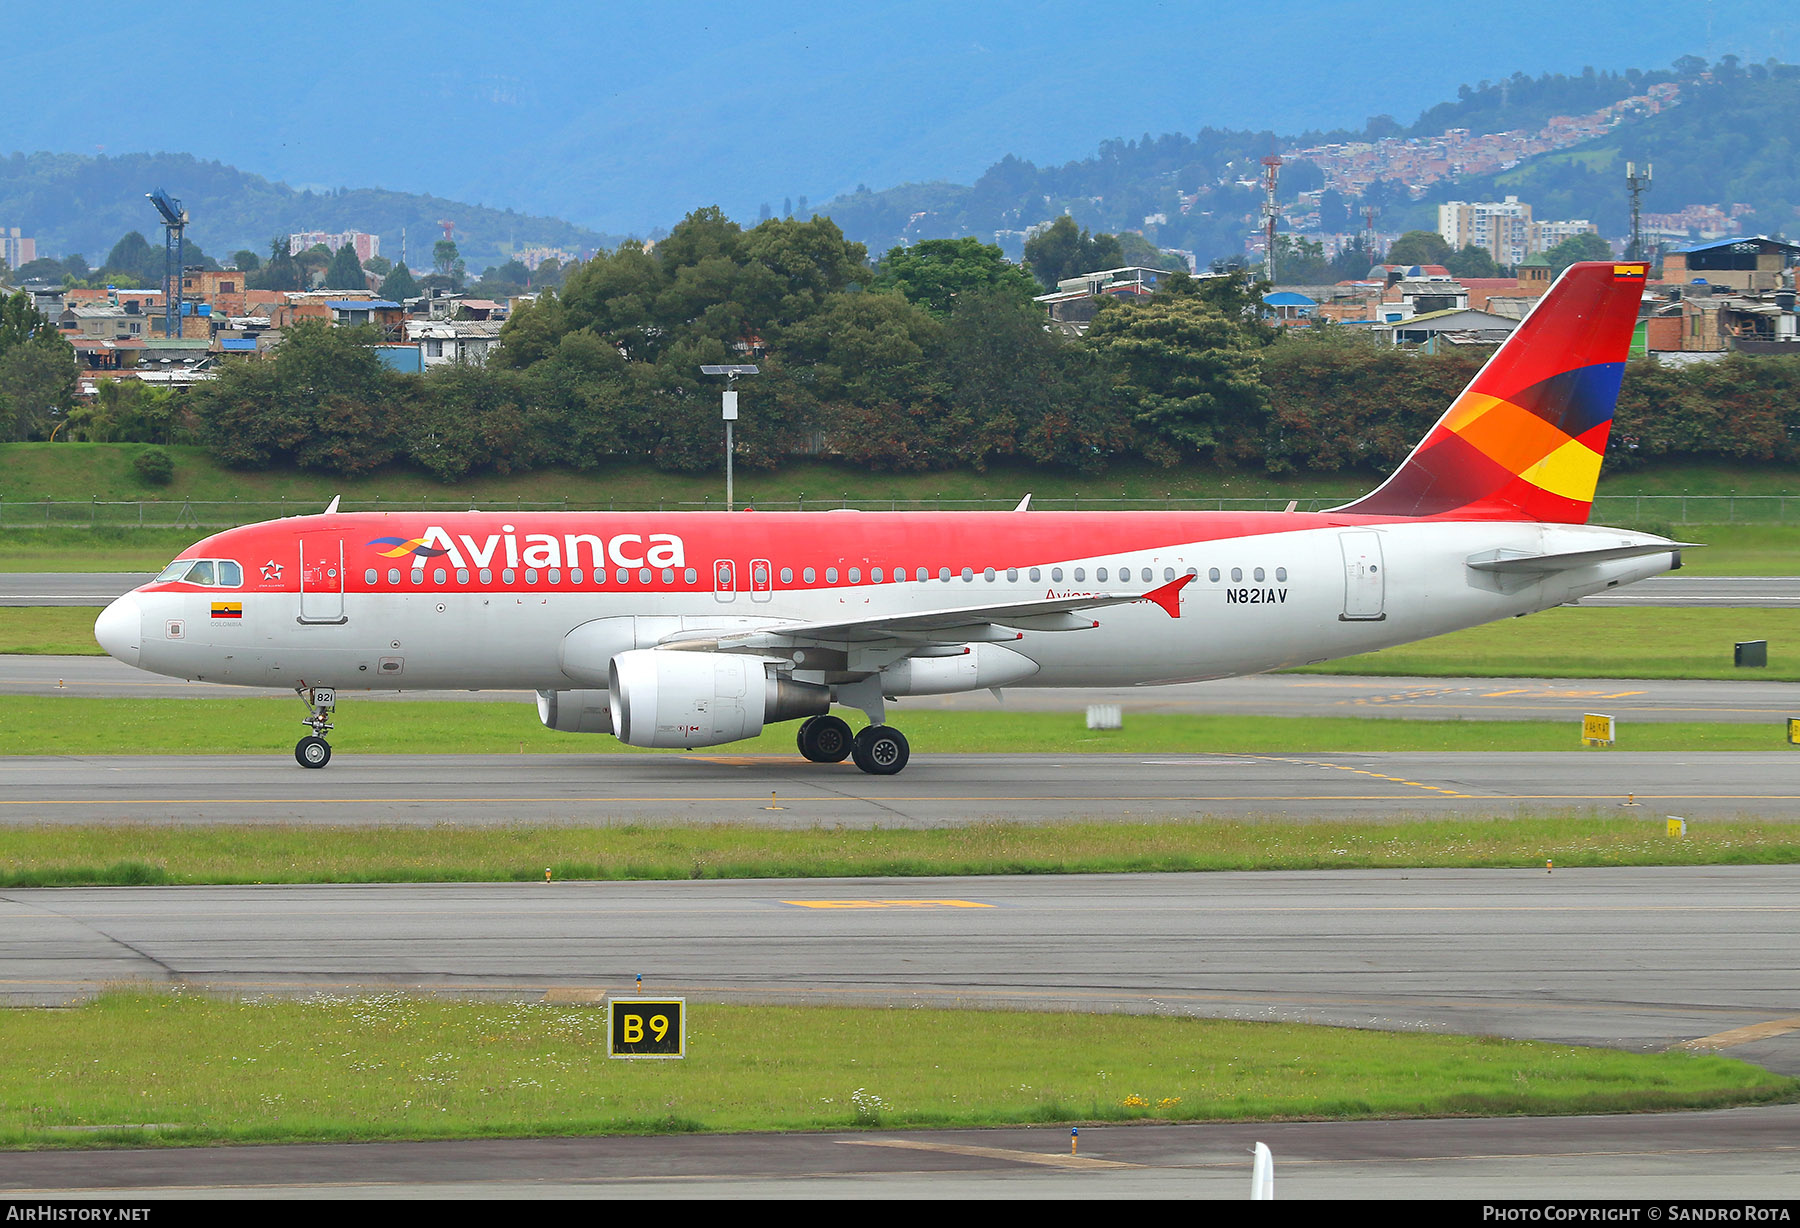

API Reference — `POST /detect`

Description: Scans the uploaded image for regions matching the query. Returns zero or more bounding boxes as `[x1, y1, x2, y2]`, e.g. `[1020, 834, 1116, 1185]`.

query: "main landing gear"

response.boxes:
[295, 685, 336, 768]
[796, 714, 910, 776]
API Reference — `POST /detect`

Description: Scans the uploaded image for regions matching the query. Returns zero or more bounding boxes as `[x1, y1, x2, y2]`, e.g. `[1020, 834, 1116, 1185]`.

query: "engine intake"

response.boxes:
[608, 650, 829, 748]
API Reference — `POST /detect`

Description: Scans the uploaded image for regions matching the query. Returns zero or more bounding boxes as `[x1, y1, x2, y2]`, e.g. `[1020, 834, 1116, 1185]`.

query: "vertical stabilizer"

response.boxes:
[1335, 261, 1647, 522]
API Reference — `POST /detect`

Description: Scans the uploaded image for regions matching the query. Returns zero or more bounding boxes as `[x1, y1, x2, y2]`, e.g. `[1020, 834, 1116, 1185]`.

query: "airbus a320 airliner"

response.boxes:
[95, 261, 1680, 775]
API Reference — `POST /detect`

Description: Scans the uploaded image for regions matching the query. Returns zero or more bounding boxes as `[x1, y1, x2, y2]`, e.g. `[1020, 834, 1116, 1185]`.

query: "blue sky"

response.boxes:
[7, 1, 1792, 233]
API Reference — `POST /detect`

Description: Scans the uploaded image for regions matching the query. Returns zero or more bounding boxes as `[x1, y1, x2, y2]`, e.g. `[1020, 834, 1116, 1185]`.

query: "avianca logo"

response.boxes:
[381, 525, 688, 571]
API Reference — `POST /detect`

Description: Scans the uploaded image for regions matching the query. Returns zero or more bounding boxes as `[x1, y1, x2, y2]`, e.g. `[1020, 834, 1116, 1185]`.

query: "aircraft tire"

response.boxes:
[797, 715, 854, 763]
[850, 725, 909, 775]
[295, 736, 332, 769]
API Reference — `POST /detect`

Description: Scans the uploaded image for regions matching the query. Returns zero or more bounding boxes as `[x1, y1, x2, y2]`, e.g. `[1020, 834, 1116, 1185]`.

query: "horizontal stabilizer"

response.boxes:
[1466, 542, 1696, 575]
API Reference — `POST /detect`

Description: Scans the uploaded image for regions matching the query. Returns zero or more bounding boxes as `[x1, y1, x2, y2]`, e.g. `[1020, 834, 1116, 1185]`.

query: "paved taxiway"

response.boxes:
[4, 1106, 1797, 1199]
[2, 867, 1796, 1198]
[9, 652, 1800, 723]
[4, 749, 1799, 822]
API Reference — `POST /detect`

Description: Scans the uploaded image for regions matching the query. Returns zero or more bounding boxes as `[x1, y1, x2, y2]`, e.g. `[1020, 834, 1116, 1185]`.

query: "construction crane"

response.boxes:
[146, 188, 187, 339]
[1260, 155, 1282, 285]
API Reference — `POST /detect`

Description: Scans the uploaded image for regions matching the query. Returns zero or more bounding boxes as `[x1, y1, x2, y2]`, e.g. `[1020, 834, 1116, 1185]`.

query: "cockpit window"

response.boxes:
[152, 558, 243, 587]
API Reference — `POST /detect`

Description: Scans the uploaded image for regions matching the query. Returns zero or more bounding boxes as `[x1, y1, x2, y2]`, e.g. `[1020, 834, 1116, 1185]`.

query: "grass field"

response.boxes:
[1, 817, 1793, 888]
[0, 695, 1792, 757]
[2, 991, 1786, 1147]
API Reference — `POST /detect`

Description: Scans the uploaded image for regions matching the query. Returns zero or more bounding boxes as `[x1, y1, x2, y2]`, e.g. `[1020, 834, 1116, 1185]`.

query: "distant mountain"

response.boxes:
[818, 58, 1800, 267]
[0, 152, 621, 272]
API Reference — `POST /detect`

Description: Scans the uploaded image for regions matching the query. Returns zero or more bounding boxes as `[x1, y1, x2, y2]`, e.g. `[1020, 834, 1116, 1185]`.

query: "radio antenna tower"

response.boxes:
[1625, 162, 1653, 262]
[1260, 155, 1283, 284]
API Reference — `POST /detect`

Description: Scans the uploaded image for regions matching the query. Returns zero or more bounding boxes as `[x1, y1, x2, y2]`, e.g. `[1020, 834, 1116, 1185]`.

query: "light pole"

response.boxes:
[700, 364, 758, 509]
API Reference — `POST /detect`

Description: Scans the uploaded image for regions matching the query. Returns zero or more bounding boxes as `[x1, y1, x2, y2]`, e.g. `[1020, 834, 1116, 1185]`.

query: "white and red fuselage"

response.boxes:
[92, 263, 1680, 772]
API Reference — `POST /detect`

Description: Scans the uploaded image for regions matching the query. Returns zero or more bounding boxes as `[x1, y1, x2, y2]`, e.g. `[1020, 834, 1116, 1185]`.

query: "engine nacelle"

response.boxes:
[535, 689, 615, 734]
[608, 650, 829, 748]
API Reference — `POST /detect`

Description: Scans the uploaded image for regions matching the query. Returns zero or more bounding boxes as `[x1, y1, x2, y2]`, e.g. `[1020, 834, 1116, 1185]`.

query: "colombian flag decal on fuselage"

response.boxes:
[210, 602, 242, 619]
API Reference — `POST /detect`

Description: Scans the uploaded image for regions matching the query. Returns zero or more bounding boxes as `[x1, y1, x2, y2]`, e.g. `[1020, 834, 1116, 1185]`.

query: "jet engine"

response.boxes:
[608, 650, 829, 748]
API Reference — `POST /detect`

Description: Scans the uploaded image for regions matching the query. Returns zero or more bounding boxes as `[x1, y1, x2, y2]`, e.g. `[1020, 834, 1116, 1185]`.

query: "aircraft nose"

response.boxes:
[94, 594, 143, 665]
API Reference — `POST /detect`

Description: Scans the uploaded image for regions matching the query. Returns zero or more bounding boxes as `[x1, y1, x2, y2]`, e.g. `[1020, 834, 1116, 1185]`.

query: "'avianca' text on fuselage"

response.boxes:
[93, 262, 1683, 776]
[403, 526, 688, 571]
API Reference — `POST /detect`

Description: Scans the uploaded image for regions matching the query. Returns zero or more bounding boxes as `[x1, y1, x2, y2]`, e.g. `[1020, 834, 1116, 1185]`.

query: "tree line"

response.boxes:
[14, 205, 1800, 482]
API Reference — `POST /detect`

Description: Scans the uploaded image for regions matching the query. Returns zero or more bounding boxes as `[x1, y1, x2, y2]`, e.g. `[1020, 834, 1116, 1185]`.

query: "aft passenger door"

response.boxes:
[1338, 531, 1386, 622]
[299, 537, 347, 624]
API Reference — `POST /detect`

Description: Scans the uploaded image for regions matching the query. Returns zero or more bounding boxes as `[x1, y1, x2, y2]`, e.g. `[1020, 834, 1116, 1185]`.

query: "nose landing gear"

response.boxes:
[294, 685, 336, 768]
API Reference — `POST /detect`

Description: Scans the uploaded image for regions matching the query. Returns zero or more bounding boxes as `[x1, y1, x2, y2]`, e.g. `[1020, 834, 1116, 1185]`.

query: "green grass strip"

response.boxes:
[1, 695, 1797, 755]
[2, 991, 1787, 1148]
[0, 607, 106, 656]
[1, 818, 1794, 887]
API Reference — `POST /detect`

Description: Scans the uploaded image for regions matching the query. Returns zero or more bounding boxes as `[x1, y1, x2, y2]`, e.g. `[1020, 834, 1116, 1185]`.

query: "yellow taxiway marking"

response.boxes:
[1675, 1016, 1800, 1051]
[14, 793, 1800, 806]
[840, 1138, 1136, 1169]
[783, 899, 993, 909]
[1248, 755, 1474, 797]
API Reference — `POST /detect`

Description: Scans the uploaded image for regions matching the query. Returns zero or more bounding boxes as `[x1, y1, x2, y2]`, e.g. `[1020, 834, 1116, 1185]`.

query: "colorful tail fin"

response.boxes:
[1335, 261, 1646, 522]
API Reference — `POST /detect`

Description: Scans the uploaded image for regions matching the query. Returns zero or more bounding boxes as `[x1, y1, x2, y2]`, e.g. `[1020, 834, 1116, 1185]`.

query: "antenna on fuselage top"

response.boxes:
[323, 496, 340, 515]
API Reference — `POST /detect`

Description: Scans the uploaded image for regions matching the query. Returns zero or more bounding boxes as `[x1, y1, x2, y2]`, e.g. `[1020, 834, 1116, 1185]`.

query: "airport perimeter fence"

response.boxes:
[1, 493, 1796, 529]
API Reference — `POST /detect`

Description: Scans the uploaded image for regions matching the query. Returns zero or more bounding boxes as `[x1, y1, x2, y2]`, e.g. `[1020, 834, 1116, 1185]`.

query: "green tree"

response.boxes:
[230, 249, 262, 272]
[0, 290, 79, 441]
[101, 231, 161, 284]
[871, 238, 1039, 317]
[1445, 243, 1505, 278]
[1545, 231, 1614, 274]
[192, 320, 402, 474]
[1385, 230, 1455, 267]
[323, 242, 367, 291]
[1022, 216, 1126, 289]
[250, 237, 303, 292]
[1086, 293, 1268, 466]
[379, 262, 420, 302]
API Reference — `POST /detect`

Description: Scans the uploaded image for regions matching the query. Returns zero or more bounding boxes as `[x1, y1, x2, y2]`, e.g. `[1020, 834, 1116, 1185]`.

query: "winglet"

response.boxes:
[323, 495, 341, 515]
[1014, 494, 1032, 512]
[1142, 573, 1196, 618]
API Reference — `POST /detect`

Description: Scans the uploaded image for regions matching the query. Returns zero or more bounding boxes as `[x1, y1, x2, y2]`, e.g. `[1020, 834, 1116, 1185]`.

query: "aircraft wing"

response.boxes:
[660, 573, 1195, 652]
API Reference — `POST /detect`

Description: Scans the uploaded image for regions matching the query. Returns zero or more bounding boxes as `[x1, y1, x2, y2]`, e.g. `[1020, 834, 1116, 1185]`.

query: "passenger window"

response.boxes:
[570, 568, 584, 584]
[781, 567, 793, 584]
[984, 567, 996, 581]
[524, 568, 537, 584]
[616, 568, 628, 585]
[1209, 568, 1220, 582]
[1029, 568, 1041, 582]
[1051, 568, 1063, 582]
[1142, 568, 1153, 582]
[434, 568, 448, 584]
[458, 568, 471, 584]
[848, 567, 860, 583]
[753, 564, 768, 585]
[1163, 568, 1174, 581]
[502, 568, 515, 584]
[919, 567, 930, 582]
[685, 568, 697, 584]
[1231, 567, 1242, 582]
[826, 567, 839, 583]
[364, 569, 377, 585]
[872, 568, 884, 583]
[939, 568, 951, 581]
[1073, 567, 1085, 582]
[548, 568, 561, 585]
[961, 567, 974, 582]
[481, 568, 493, 584]
[1097, 568, 1108, 582]
[639, 568, 652, 584]
[1276, 567, 1287, 581]
[1006, 568, 1018, 582]
[387, 568, 400, 584]
[804, 567, 817, 583]
[662, 568, 674, 584]
[1254, 567, 1265, 582]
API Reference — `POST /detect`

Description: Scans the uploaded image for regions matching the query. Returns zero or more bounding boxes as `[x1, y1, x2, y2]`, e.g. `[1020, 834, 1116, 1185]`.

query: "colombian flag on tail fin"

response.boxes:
[1335, 261, 1647, 523]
